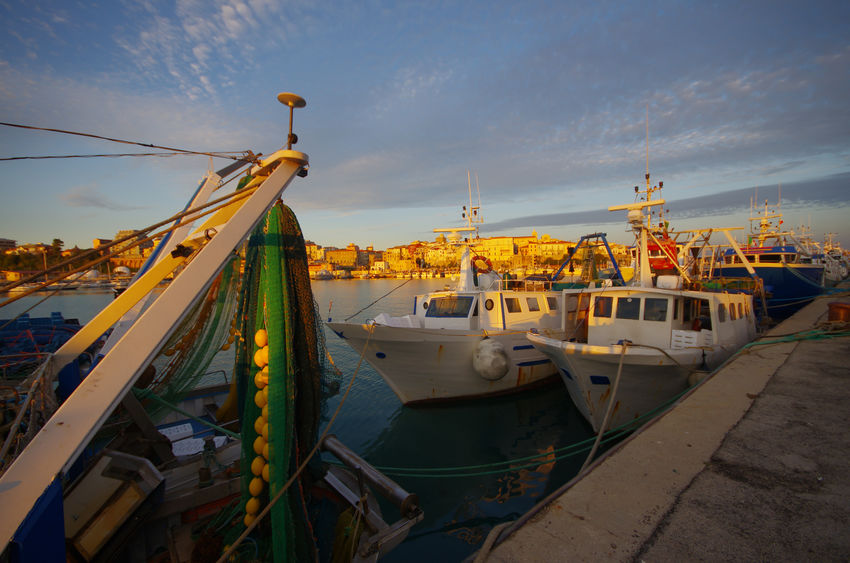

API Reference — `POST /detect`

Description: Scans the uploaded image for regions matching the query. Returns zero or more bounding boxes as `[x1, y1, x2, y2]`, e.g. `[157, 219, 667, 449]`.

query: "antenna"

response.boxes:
[645, 104, 650, 193]
[467, 170, 473, 219]
[475, 172, 482, 218]
[277, 92, 306, 150]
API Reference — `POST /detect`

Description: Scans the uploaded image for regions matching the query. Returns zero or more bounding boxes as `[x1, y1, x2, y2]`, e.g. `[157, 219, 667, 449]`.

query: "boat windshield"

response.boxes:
[425, 296, 475, 318]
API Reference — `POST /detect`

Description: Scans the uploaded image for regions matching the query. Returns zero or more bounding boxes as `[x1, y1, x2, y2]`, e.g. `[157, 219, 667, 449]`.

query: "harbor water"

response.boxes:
[2, 279, 596, 562]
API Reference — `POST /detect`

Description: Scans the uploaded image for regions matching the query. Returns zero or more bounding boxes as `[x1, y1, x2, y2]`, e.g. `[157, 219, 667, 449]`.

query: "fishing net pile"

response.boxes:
[129, 194, 339, 560]
[222, 199, 337, 561]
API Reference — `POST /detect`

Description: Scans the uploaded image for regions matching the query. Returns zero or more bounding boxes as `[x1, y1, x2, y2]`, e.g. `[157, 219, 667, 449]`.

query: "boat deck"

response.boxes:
[480, 281, 850, 562]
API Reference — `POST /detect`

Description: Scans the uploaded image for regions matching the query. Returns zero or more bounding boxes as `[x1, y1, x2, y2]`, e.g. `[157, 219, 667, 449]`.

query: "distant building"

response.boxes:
[0, 238, 16, 252]
[92, 238, 112, 249]
[1, 270, 43, 281]
[305, 241, 325, 261]
[325, 244, 358, 268]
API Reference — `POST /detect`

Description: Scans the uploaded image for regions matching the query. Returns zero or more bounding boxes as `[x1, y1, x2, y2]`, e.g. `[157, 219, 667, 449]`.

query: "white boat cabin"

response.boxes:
[374, 288, 562, 332]
[561, 286, 755, 351]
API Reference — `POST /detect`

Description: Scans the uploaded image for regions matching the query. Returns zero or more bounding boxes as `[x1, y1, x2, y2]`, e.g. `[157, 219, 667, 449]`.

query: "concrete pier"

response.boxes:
[481, 289, 850, 562]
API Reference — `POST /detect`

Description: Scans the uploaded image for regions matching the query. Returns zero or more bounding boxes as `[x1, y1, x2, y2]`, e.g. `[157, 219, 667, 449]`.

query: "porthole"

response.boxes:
[422, 301, 428, 310]
[485, 298, 494, 311]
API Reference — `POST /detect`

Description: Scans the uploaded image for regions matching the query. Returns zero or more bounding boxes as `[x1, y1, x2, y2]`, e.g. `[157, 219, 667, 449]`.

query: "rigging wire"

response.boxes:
[0, 121, 249, 161]
[343, 278, 413, 321]
[0, 174, 256, 300]
[0, 182, 259, 322]
[0, 152, 245, 161]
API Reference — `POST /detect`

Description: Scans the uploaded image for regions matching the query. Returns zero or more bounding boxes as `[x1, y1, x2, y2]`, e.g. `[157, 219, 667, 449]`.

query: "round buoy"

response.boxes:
[251, 456, 265, 476]
[253, 417, 264, 435]
[261, 422, 268, 441]
[262, 463, 269, 482]
[262, 404, 268, 419]
[254, 389, 267, 408]
[244, 513, 256, 527]
[249, 477, 264, 496]
[472, 338, 510, 381]
[253, 347, 268, 368]
[262, 442, 269, 460]
[254, 370, 267, 389]
[253, 436, 265, 455]
[254, 329, 268, 348]
[246, 497, 260, 515]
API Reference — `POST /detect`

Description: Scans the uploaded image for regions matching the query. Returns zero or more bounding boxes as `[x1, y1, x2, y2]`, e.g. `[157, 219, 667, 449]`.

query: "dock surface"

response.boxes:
[483, 290, 850, 562]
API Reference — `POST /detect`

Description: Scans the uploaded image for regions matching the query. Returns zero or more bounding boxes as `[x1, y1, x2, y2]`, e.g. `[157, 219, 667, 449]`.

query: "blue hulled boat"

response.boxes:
[714, 197, 825, 321]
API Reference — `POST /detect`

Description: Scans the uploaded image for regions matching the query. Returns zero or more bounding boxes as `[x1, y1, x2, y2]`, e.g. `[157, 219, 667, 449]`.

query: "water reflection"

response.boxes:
[358, 384, 592, 562]
[311, 279, 597, 561]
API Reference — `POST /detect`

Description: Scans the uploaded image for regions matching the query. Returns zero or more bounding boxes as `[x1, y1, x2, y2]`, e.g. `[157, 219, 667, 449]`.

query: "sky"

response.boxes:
[1, 0, 848, 252]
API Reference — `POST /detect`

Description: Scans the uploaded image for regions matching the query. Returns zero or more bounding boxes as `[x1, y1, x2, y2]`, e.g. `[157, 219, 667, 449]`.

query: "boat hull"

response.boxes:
[326, 322, 558, 404]
[528, 333, 707, 432]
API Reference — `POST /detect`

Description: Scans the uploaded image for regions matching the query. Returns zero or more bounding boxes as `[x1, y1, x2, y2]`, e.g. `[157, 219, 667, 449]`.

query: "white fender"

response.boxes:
[473, 337, 509, 381]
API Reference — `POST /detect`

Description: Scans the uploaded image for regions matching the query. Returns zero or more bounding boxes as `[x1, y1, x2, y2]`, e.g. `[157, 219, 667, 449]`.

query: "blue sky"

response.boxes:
[1, 0, 848, 251]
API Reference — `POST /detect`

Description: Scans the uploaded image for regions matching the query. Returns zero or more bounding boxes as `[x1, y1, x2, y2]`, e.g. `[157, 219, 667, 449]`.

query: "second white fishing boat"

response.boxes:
[528, 176, 757, 432]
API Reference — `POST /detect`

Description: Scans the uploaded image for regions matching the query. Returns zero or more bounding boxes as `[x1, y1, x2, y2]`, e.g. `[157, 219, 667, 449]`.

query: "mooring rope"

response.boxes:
[343, 278, 413, 321]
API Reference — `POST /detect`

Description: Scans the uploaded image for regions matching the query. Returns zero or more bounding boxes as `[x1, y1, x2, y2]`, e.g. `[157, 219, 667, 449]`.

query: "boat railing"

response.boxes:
[499, 277, 556, 291]
[498, 277, 621, 292]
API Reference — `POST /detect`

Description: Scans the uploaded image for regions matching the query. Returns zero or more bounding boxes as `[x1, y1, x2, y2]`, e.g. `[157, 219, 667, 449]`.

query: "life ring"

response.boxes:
[471, 255, 494, 274]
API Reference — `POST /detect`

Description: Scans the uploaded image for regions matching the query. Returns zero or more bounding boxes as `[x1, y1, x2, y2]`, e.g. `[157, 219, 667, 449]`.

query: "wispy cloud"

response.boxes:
[60, 185, 146, 210]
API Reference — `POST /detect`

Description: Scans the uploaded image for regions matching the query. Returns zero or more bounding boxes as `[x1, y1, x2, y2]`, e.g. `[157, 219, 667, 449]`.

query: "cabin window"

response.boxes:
[593, 296, 613, 318]
[643, 298, 668, 322]
[729, 303, 736, 320]
[526, 297, 540, 312]
[547, 297, 559, 311]
[422, 301, 428, 310]
[485, 298, 495, 311]
[472, 300, 479, 317]
[673, 298, 679, 320]
[759, 254, 782, 263]
[738, 303, 744, 318]
[616, 297, 640, 320]
[426, 296, 475, 318]
[505, 297, 522, 313]
[718, 303, 727, 322]
[685, 297, 712, 330]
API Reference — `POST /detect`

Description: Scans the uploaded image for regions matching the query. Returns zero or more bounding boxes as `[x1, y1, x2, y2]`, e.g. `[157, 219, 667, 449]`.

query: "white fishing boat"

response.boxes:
[327, 247, 563, 404]
[527, 175, 757, 432]
[326, 176, 566, 404]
